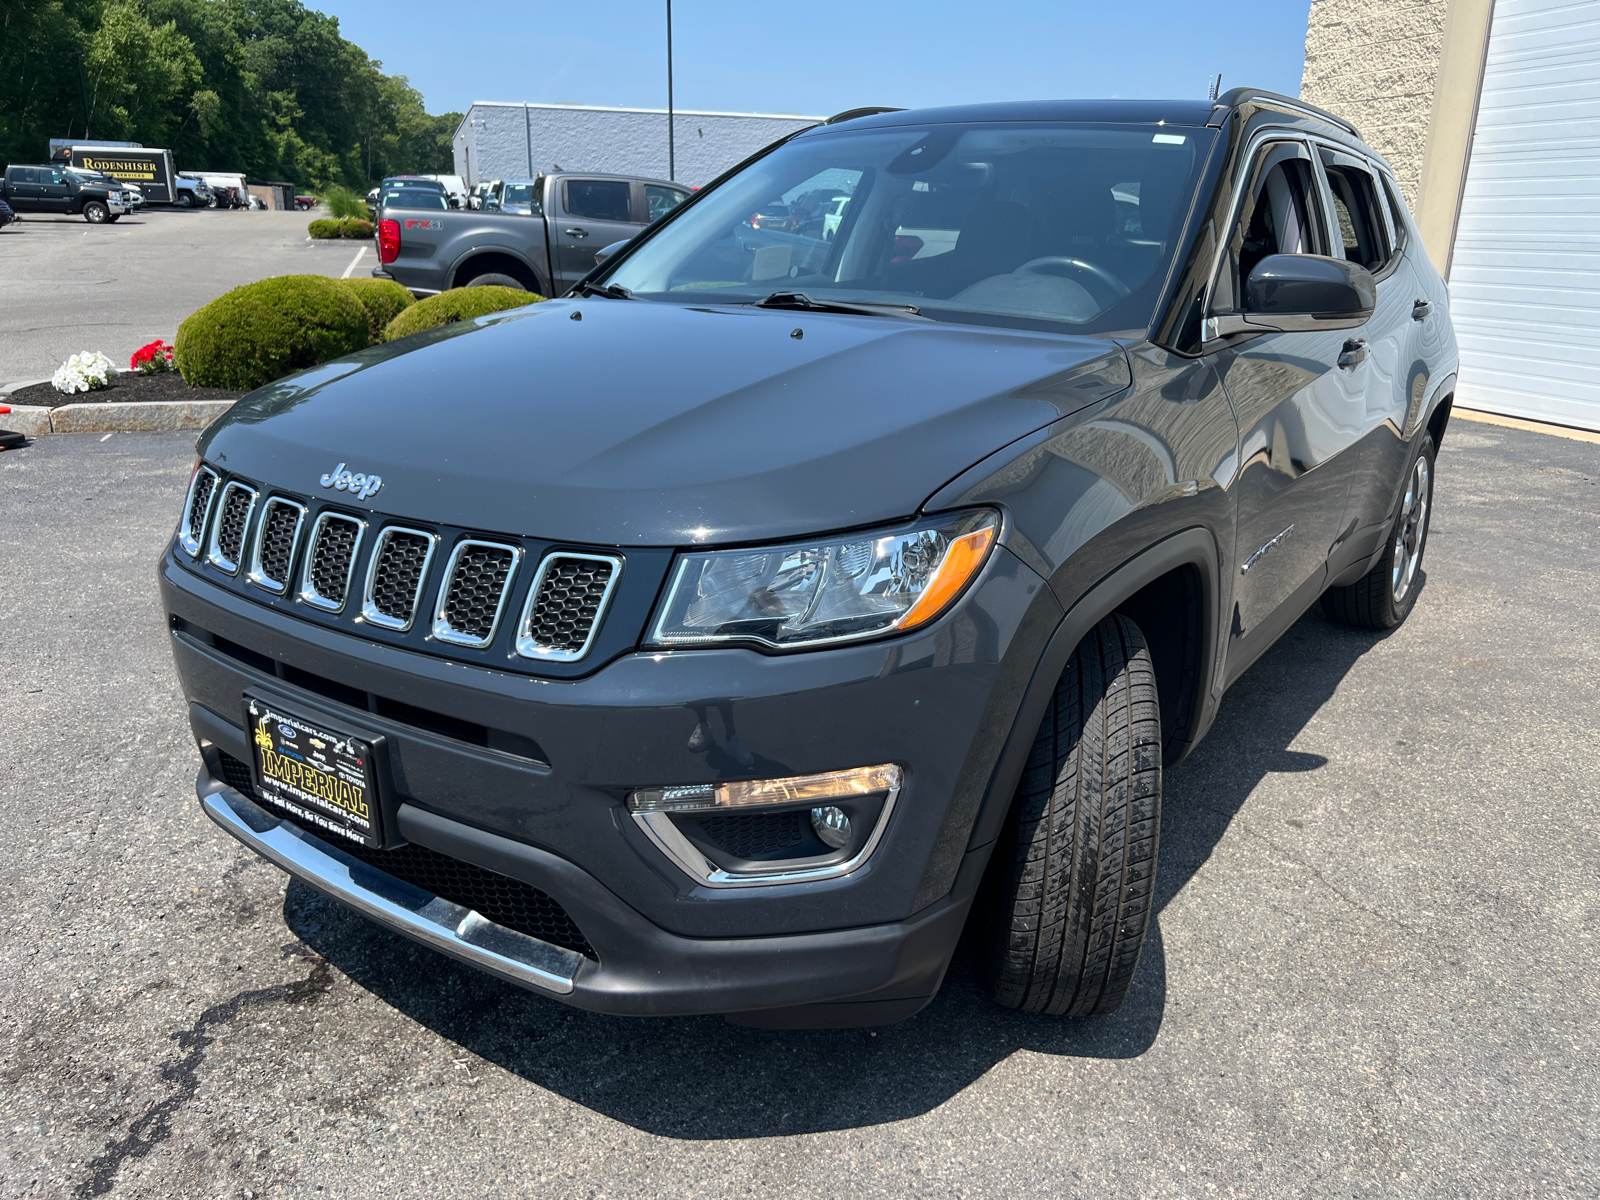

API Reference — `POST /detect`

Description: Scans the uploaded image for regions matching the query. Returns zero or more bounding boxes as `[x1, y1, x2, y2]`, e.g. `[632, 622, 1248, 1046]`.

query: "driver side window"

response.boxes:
[1217, 143, 1325, 313]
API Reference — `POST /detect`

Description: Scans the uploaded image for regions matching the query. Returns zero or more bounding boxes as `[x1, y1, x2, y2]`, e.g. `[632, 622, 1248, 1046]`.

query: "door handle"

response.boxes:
[1412, 298, 1431, 321]
[1338, 338, 1368, 369]
[564, 227, 589, 238]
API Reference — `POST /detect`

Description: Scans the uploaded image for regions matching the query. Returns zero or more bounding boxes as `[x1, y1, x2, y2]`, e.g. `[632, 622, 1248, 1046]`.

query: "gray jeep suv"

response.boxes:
[160, 89, 1457, 1027]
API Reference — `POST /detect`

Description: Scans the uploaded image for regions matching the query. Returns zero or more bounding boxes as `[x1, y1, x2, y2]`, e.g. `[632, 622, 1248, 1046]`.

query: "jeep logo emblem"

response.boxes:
[319, 462, 383, 501]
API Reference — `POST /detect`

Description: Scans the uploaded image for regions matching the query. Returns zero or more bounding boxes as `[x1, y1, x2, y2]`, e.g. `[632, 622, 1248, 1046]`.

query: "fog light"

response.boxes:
[811, 805, 851, 849]
[628, 763, 901, 813]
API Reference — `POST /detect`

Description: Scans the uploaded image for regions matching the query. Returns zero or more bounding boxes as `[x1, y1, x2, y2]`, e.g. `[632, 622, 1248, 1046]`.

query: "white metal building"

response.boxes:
[1449, 0, 1600, 432]
[1302, 0, 1600, 431]
[452, 102, 823, 191]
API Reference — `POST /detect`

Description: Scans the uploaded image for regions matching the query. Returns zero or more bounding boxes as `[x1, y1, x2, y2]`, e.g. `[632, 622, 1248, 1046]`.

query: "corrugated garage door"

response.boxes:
[1451, 0, 1600, 431]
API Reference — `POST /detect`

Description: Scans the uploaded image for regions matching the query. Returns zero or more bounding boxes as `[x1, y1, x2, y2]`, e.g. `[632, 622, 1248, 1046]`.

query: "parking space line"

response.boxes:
[340, 247, 367, 279]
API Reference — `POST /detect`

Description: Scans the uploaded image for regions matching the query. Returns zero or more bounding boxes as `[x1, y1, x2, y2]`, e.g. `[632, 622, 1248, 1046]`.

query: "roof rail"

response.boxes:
[824, 107, 905, 125]
[1212, 87, 1361, 139]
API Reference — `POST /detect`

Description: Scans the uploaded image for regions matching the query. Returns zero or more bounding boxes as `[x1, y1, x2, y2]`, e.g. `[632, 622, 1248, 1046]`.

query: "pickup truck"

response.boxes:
[371, 171, 690, 296]
[1, 164, 135, 222]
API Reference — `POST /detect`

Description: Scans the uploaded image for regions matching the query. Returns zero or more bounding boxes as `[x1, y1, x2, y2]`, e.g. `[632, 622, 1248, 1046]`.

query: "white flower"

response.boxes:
[51, 350, 115, 395]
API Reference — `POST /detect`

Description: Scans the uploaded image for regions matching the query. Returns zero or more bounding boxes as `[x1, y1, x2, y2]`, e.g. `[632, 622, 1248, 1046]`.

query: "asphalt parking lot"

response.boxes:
[1, 420, 1596, 1198]
[0, 210, 369, 385]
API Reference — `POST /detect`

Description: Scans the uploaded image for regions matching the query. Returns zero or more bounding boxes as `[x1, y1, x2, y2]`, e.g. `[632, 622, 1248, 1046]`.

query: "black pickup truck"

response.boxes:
[1, 163, 135, 222]
[371, 171, 689, 296]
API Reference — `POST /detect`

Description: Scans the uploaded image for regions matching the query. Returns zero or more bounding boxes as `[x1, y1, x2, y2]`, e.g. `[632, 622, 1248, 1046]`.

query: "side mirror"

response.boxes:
[1211, 254, 1376, 337]
[593, 239, 630, 267]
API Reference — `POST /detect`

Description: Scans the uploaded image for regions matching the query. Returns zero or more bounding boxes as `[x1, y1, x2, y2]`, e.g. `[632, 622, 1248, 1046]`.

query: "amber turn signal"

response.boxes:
[895, 525, 997, 631]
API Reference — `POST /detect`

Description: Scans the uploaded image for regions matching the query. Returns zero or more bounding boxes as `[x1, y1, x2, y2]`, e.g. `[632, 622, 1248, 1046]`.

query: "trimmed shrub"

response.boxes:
[382, 286, 543, 342]
[342, 278, 414, 339]
[324, 184, 366, 220]
[308, 217, 372, 239]
[175, 275, 371, 390]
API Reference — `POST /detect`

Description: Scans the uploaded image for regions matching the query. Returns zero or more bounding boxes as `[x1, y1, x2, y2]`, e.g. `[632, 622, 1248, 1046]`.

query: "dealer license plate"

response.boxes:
[246, 698, 382, 847]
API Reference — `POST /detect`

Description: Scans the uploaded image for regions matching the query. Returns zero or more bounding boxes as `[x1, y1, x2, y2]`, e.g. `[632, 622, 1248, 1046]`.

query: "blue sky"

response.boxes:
[332, 0, 1314, 118]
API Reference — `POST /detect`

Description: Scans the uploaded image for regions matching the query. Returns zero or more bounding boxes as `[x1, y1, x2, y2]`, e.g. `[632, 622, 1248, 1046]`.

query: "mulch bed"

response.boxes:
[9, 372, 248, 409]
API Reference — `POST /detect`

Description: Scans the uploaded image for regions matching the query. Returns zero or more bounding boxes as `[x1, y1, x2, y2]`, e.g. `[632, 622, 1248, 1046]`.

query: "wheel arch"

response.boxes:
[449, 249, 547, 295]
[914, 526, 1221, 912]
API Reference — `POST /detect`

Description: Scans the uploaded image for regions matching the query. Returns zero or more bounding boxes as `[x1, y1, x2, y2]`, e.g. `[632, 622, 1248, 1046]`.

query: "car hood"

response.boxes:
[201, 298, 1129, 546]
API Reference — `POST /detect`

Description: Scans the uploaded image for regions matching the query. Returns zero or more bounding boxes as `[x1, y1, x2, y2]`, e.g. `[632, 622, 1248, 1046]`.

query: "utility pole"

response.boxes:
[666, 0, 675, 182]
[72, 51, 93, 141]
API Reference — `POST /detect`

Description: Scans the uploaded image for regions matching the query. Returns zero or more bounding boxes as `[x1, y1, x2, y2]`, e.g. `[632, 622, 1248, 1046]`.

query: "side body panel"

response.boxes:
[551, 178, 646, 290]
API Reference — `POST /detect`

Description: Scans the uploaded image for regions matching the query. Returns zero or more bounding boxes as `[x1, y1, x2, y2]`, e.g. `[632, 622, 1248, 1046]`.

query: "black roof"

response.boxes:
[812, 90, 1362, 143]
[812, 98, 1222, 131]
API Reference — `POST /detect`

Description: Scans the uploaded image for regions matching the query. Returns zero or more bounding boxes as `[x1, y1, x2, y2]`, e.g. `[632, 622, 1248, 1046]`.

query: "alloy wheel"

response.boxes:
[1391, 455, 1430, 603]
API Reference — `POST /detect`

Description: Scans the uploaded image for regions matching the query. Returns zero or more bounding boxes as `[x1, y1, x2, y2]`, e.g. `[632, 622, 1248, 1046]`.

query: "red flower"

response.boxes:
[131, 338, 174, 373]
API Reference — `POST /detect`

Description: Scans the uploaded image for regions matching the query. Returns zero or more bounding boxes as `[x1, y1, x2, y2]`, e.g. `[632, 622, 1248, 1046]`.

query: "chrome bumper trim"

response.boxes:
[200, 784, 580, 994]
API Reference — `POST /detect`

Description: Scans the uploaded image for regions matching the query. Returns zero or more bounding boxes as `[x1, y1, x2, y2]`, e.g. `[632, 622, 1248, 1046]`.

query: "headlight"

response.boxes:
[646, 509, 998, 650]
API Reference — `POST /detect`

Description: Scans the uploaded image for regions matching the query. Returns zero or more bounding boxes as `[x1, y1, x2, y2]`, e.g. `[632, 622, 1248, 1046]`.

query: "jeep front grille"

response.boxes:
[361, 527, 435, 631]
[178, 465, 219, 557]
[207, 482, 258, 574]
[433, 540, 521, 648]
[515, 552, 623, 661]
[247, 497, 306, 594]
[299, 512, 364, 611]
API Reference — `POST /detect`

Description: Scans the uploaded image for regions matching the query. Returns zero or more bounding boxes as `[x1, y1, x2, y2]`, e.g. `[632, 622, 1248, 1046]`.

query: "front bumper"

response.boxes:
[163, 532, 1056, 1019]
[200, 767, 967, 1022]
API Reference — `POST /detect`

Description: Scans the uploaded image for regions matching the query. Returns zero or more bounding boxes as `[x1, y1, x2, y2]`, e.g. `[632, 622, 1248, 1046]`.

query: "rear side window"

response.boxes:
[645, 184, 689, 223]
[565, 179, 632, 222]
[1319, 153, 1390, 271]
[10, 167, 36, 183]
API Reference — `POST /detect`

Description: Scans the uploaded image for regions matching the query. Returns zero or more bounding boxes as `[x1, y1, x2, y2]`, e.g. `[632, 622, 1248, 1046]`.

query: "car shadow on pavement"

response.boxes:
[284, 598, 1399, 1138]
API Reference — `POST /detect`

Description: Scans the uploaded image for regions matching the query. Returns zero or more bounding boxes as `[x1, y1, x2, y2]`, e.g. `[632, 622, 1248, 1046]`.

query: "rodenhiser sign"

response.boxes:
[69, 148, 175, 204]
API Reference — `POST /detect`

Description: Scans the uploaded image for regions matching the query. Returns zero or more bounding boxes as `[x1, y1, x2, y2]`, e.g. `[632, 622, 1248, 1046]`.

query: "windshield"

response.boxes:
[382, 189, 448, 211]
[606, 122, 1213, 333]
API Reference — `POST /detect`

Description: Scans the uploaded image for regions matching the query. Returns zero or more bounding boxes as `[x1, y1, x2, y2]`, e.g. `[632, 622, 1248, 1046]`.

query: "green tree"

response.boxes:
[0, 0, 461, 191]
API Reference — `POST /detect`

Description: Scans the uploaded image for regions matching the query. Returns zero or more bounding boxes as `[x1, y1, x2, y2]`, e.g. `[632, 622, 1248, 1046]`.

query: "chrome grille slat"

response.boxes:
[433, 540, 521, 648]
[298, 512, 365, 612]
[515, 552, 623, 662]
[178, 466, 220, 557]
[206, 482, 258, 575]
[361, 527, 436, 632]
[247, 498, 307, 594]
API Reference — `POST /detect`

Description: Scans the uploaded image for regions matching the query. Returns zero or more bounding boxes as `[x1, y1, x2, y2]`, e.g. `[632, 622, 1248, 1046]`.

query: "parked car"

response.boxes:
[0, 164, 133, 222]
[417, 173, 469, 209]
[366, 177, 453, 220]
[175, 176, 215, 208]
[161, 90, 1456, 1029]
[71, 168, 144, 209]
[0, 197, 14, 229]
[179, 171, 246, 208]
[294, 194, 316, 211]
[371, 171, 689, 295]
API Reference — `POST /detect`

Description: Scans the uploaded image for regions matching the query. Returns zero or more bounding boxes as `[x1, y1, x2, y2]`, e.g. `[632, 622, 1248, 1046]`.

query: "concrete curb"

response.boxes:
[2, 371, 237, 435]
[1, 399, 235, 434]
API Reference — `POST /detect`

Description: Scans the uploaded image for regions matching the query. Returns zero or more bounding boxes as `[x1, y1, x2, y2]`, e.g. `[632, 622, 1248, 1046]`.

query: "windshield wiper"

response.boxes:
[573, 280, 632, 299]
[751, 291, 925, 319]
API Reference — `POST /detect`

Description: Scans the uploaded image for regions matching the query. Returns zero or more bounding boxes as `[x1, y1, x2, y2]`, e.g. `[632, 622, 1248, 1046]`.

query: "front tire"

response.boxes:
[1322, 434, 1436, 629]
[83, 201, 108, 224]
[981, 614, 1162, 1017]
